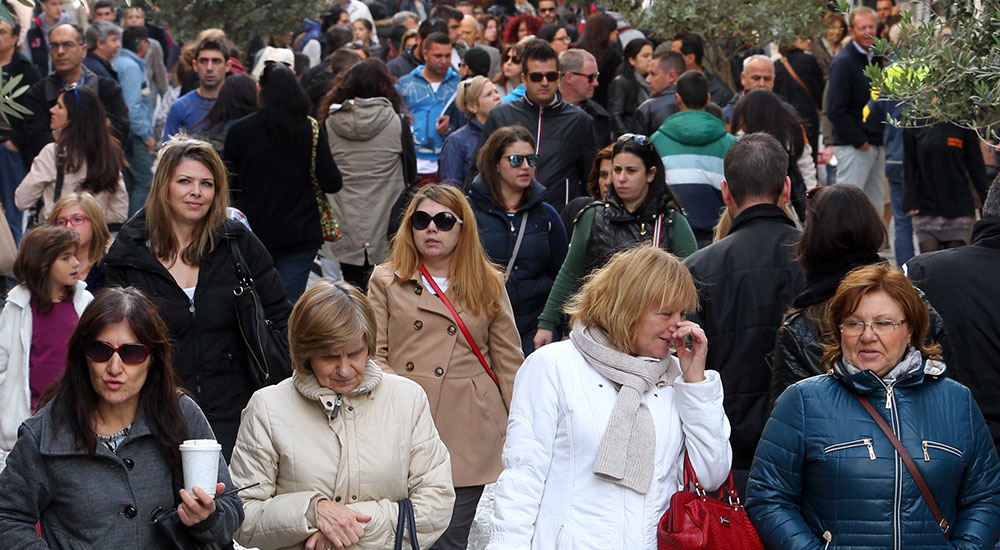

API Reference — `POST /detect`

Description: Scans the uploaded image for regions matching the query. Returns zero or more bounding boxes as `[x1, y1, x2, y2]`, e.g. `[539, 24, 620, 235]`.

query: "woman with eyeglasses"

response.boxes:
[468, 126, 568, 357]
[747, 263, 1000, 550]
[768, 184, 946, 405]
[439, 76, 501, 187]
[367, 183, 523, 550]
[537, 24, 570, 54]
[533, 134, 697, 350]
[493, 44, 524, 99]
[0, 287, 244, 549]
[105, 137, 292, 460]
[47, 192, 112, 292]
[15, 86, 128, 225]
[223, 61, 342, 304]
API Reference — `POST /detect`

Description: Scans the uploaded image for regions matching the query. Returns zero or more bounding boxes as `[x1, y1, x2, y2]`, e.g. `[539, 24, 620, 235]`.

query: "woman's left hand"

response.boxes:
[177, 483, 225, 526]
[672, 320, 707, 383]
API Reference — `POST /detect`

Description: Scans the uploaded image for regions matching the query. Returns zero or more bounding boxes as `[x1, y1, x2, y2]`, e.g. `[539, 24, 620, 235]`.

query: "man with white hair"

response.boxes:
[721, 54, 774, 123]
[459, 14, 500, 78]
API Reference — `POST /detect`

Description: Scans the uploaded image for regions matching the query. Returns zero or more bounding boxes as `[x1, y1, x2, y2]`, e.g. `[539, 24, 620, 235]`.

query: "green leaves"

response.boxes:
[0, 73, 32, 124]
[151, 0, 326, 44]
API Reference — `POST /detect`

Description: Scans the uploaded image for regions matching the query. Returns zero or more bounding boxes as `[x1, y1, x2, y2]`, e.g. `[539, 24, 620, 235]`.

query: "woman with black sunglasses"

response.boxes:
[0, 287, 244, 549]
[468, 125, 568, 357]
[367, 183, 523, 550]
[534, 133, 697, 350]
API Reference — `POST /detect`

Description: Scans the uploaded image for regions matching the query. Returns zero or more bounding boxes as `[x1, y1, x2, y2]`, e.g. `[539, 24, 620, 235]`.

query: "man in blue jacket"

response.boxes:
[826, 6, 884, 208]
[114, 25, 154, 215]
[396, 32, 461, 185]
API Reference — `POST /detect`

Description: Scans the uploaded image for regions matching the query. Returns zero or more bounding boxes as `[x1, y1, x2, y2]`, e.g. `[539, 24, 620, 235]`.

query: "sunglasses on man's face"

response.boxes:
[538, 7, 556, 13]
[504, 154, 539, 168]
[411, 210, 462, 231]
[528, 71, 559, 83]
[85, 341, 151, 365]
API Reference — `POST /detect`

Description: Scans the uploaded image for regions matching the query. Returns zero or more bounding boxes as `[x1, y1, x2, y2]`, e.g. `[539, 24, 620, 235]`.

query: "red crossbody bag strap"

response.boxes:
[419, 266, 502, 393]
[850, 390, 950, 537]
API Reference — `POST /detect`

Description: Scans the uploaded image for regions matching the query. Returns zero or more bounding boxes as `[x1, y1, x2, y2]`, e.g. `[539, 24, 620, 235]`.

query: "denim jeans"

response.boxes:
[887, 177, 914, 265]
[123, 136, 153, 217]
[270, 246, 318, 305]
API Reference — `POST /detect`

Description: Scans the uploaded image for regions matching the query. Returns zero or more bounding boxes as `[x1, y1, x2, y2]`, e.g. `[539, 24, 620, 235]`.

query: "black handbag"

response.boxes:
[228, 237, 292, 389]
[394, 498, 419, 550]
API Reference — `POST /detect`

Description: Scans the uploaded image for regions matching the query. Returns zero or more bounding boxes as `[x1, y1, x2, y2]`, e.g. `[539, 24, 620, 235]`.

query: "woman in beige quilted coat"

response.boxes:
[229, 279, 455, 550]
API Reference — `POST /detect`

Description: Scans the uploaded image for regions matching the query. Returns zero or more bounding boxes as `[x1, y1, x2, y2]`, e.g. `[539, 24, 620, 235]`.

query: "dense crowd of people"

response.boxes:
[1, 0, 1000, 549]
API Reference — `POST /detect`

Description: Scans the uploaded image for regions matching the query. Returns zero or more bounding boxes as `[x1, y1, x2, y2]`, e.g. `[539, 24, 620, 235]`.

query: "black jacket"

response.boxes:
[607, 72, 649, 138]
[903, 123, 988, 219]
[636, 86, 678, 136]
[477, 93, 597, 210]
[223, 110, 342, 254]
[25, 17, 49, 77]
[684, 204, 804, 471]
[83, 51, 118, 80]
[387, 47, 421, 79]
[773, 48, 824, 154]
[704, 69, 734, 109]
[468, 177, 568, 356]
[826, 40, 883, 147]
[104, 213, 292, 459]
[586, 181, 681, 272]
[770, 254, 949, 406]
[906, 217, 1000, 451]
[12, 67, 130, 167]
[0, 53, 40, 144]
[578, 98, 613, 149]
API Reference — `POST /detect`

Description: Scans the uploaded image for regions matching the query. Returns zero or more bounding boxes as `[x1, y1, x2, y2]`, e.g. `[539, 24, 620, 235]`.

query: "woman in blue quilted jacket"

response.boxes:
[746, 263, 1000, 550]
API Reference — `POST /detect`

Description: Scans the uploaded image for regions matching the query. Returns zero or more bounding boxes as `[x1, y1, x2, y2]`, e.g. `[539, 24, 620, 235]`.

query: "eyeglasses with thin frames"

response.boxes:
[54, 214, 89, 227]
[839, 320, 906, 336]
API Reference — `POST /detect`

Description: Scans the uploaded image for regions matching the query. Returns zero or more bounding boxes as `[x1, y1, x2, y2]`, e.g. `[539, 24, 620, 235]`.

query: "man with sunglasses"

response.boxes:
[11, 22, 129, 168]
[536, 0, 566, 26]
[477, 39, 597, 210]
[558, 48, 612, 148]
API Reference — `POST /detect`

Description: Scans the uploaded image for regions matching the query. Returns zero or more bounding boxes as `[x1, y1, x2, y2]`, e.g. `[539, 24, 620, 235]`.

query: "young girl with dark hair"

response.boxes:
[223, 61, 342, 302]
[0, 287, 243, 547]
[15, 87, 128, 224]
[0, 225, 92, 468]
[534, 134, 697, 349]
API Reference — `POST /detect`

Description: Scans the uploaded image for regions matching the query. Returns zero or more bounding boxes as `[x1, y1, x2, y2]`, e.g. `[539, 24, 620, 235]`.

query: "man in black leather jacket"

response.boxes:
[476, 39, 596, 210]
[636, 50, 684, 137]
[684, 133, 805, 495]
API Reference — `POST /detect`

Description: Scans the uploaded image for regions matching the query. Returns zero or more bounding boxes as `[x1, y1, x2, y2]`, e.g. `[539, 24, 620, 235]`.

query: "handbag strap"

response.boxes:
[682, 450, 741, 507]
[849, 390, 950, 537]
[779, 57, 822, 116]
[308, 116, 319, 185]
[504, 213, 528, 278]
[418, 265, 503, 398]
[227, 237, 252, 290]
[54, 147, 65, 202]
[651, 214, 663, 246]
[393, 498, 419, 550]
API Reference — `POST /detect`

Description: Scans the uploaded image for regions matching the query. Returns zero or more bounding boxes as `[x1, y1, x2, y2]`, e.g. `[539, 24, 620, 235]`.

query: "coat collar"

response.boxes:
[468, 175, 547, 214]
[971, 217, 1000, 250]
[6, 280, 90, 309]
[36, 394, 155, 457]
[831, 348, 947, 394]
[728, 203, 796, 234]
[293, 361, 383, 407]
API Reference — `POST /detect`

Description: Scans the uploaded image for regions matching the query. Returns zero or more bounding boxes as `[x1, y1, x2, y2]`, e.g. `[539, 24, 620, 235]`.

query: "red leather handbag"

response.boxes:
[657, 452, 764, 550]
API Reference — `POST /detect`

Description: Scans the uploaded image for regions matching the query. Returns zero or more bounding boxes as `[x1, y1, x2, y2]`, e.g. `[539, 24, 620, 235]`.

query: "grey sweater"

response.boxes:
[0, 394, 243, 549]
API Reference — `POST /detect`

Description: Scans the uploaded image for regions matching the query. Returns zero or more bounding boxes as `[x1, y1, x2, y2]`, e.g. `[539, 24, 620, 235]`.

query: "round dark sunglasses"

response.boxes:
[504, 154, 539, 168]
[411, 210, 462, 231]
[85, 341, 151, 365]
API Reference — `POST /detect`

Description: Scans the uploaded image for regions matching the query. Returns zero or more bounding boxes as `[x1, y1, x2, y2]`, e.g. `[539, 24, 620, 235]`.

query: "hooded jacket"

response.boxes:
[230, 366, 455, 550]
[651, 110, 737, 232]
[747, 356, 1000, 550]
[324, 97, 408, 267]
[467, 176, 568, 355]
[477, 93, 597, 210]
[104, 213, 292, 459]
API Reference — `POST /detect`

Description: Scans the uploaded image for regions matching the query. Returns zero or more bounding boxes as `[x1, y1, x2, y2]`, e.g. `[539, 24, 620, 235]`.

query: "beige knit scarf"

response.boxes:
[570, 322, 680, 494]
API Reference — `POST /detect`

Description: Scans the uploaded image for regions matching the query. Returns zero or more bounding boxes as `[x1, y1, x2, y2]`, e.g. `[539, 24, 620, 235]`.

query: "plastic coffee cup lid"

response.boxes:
[180, 439, 221, 450]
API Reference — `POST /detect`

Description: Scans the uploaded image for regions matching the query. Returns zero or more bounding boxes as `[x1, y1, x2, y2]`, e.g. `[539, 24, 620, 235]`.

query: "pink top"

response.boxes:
[29, 299, 78, 411]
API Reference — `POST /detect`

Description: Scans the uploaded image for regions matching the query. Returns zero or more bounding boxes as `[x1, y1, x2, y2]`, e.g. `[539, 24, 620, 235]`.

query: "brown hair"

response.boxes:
[288, 279, 377, 375]
[47, 192, 111, 270]
[586, 143, 614, 200]
[320, 58, 405, 123]
[13, 225, 80, 311]
[820, 263, 941, 371]
[566, 244, 698, 355]
[146, 136, 229, 267]
[476, 125, 537, 209]
[387, 184, 504, 316]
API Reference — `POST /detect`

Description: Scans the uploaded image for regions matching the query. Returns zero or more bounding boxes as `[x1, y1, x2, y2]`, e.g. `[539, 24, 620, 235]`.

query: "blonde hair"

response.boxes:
[387, 184, 504, 317]
[566, 244, 698, 354]
[456, 75, 492, 117]
[288, 279, 377, 375]
[146, 136, 229, 266]
[47, 191, 111, 268]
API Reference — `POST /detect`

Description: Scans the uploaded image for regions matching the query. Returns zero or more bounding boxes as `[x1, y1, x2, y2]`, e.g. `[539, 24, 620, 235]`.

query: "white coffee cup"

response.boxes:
[179, 439, 222, 496]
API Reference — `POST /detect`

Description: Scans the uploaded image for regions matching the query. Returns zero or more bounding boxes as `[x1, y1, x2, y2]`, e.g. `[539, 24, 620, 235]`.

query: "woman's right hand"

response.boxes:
[533, 328, 553, 350]
[315, 499, 371, 549]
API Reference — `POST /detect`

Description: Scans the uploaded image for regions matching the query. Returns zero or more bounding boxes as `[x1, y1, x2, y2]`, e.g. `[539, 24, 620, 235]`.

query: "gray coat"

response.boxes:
[0, 394, 243, 549]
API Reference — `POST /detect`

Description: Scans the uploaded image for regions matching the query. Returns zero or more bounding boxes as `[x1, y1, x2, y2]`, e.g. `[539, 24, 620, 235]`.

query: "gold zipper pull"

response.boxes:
[639, 222, 647, 235]
[823, 531, 832, 550]
[864, 438, 876, 460]
[922, 441, 930, 461]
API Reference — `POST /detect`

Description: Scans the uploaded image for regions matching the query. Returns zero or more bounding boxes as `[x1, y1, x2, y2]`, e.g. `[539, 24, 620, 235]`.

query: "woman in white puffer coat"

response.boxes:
[488, 245, 732, 550]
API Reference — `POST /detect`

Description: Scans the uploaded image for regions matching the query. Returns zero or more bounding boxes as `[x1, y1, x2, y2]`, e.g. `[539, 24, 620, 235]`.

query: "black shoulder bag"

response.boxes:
[229, 237, 292, 389]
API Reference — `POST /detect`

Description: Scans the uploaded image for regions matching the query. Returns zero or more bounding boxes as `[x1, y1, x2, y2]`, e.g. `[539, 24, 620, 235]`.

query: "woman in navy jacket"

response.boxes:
[747, 263, 1000, 550]
[468, 125, 567, 356]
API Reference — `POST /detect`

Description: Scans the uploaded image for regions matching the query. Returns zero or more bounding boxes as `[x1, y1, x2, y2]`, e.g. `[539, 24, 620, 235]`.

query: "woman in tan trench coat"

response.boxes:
[368, 183, 524, 550]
